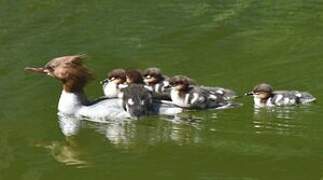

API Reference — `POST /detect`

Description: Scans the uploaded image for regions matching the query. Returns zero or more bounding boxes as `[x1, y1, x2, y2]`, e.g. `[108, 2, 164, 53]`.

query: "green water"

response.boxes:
[1, 0, 323, 179]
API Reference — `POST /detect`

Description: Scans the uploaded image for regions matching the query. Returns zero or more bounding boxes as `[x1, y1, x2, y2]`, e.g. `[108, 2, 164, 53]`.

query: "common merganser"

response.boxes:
[143, 67, 170, 93]
[168, 75, 231, 109]
[101, 69, 127, 98]
[143, 67, 236, 100]
[246, 83, 316, 108]
[119, 70, 154, 117]
[24, 55, 182, 121]
[24, 55, 131, 120]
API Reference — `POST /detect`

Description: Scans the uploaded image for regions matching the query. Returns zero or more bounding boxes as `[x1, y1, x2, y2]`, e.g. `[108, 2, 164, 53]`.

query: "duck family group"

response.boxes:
[25, 55, 316, 120]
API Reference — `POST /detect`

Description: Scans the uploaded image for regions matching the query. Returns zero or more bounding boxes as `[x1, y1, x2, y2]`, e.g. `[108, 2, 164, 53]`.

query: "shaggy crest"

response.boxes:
[25, 55, 93, 92]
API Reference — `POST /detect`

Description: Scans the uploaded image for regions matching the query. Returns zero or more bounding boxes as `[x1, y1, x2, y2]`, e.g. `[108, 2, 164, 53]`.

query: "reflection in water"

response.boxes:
[57, 113, 213, 148]
[252, 106, 312, 135]
[35, 137, 89, 168]
[58, 113, 82, 137]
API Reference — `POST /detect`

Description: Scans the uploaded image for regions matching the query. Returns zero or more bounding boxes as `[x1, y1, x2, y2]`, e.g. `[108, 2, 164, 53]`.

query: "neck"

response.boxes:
[62, 78, 87, 93]
[58, 84, 88, 115]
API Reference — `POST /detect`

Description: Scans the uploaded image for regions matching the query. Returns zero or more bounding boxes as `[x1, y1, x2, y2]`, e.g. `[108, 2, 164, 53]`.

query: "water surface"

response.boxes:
[1, 0, 323, 179]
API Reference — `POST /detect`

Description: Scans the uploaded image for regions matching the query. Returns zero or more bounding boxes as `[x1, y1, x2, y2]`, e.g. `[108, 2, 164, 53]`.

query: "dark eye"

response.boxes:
[46, 65, 54, 71]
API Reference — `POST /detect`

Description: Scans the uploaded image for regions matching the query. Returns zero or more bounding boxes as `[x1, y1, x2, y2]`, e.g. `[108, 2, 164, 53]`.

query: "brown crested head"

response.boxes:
[169, 75, 194, 91]
[107, 69, 126, 83]
[24, 55, 93, 92]
[126, 70, 144, 84]
[143, 67, 165, 85]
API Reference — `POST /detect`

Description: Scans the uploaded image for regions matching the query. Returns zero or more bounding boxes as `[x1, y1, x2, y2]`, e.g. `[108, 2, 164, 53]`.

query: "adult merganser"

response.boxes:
[101, 69, 127, 98]
[24, 55, 182, 121]
[246, 83, 316, 108]
[25, 55, 131, 120]
[168, 75, 231, 109]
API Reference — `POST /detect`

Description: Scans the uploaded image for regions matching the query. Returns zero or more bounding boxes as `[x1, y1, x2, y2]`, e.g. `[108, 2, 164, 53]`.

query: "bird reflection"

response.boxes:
[34, 136, 89, 168]
[58, 113, 82, 137]
[56, 112, 210, 148]
[252, 106, 312, 135]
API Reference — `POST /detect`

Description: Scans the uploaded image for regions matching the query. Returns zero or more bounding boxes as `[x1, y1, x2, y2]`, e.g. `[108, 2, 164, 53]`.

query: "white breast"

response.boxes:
[58, 91, 84, 115]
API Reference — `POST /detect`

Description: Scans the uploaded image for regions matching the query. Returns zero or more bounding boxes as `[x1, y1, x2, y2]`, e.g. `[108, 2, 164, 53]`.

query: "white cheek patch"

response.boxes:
[254, 94, 260, 98]
[110, 77, 116, 81]
[128, 98, 135, 106]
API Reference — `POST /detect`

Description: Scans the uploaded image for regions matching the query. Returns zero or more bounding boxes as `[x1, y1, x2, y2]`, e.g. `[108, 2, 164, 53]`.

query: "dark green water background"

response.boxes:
[1, 0, 323, 179]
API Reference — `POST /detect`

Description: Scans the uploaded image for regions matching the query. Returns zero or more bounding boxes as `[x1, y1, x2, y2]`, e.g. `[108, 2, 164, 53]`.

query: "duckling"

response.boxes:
[246, 83, 316, 108]
[120, 70, 153, 117]
[168, 75, 230, 109]
[101, 69, 127, 98]
[143, 67, 169, 93]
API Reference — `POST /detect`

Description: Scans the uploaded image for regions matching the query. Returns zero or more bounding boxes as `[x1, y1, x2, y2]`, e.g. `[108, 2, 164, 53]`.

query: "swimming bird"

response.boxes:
[119, 70, 154, 117]
[143, 67, 236, 100]
[168, 75, 231, 109]
[245, 83, 316, 108]
[101, 68, 127, 98]
[143, 67, 170, 93]
[24, 55, 132, 120]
